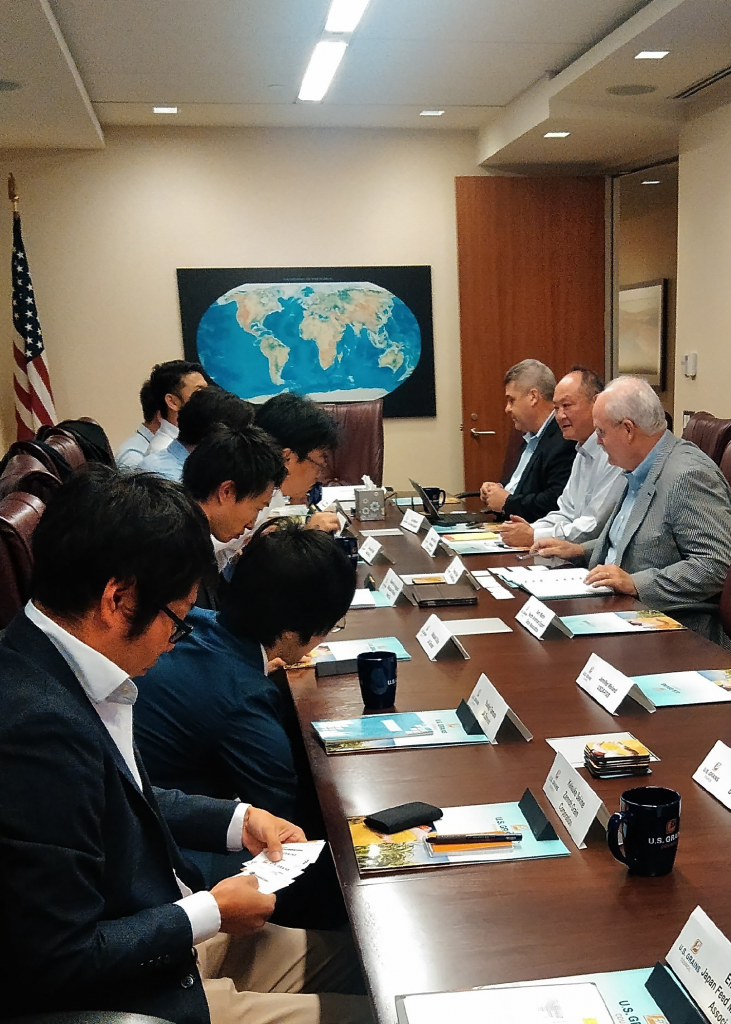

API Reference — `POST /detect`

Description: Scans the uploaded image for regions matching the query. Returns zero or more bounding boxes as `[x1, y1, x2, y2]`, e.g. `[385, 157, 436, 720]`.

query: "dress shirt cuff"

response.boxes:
[532, 523, 553, 541]
[226, 802, 250, 852]
[175, 890, 221, 945]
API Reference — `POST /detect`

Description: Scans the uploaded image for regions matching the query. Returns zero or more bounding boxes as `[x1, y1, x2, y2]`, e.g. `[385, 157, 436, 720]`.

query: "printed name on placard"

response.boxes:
[401, 509, 425, 534]
[421, 527, 440, 557]
[358, 536, 382, 564]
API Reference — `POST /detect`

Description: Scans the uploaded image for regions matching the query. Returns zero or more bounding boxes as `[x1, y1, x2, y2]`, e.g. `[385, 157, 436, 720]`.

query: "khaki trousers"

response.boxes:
[197, 924, 372, 1024]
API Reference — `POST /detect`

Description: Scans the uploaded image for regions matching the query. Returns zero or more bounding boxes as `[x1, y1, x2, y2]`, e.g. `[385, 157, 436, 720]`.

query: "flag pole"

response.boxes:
[7, 173, 19, 219]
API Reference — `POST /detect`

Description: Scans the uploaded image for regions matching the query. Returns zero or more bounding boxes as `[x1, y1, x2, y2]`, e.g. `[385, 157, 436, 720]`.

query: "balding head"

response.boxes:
[593, 376, 667, 470]
[553, 367, 604, 444]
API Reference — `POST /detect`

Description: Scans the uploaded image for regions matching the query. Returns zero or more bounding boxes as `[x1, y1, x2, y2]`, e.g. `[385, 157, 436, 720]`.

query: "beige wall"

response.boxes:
[0, 127, 483, 491]
[675, 103, 731, 426]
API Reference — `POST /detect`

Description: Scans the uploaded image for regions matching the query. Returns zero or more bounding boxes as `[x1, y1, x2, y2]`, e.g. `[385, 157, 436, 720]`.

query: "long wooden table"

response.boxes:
[288, 516, 731, 1023]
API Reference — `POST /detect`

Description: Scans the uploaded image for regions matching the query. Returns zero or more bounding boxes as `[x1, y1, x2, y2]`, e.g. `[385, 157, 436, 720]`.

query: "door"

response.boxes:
[456, 176, 606, 490]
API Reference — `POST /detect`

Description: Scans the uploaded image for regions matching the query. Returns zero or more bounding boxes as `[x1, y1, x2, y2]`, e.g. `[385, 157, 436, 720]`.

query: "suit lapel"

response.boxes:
[613, 432, 677, 562]
[513, 417, 555, 495]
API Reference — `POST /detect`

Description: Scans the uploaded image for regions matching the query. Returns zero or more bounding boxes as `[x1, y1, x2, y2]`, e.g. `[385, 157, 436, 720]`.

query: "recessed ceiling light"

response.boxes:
[635, 50, 669, 59]
[607, 84, 658, 96]
[642, 180, 661, 185]
[420, 110, 445, 117]
[298, 41, 348, 102]
[153, 106, 178, 114]
[544, 131, 570, 138]
[325, 0, 371, 33]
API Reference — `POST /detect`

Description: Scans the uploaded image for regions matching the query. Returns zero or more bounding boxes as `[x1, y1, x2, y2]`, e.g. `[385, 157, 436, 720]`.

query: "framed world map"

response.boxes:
[177, 265, 436, 418]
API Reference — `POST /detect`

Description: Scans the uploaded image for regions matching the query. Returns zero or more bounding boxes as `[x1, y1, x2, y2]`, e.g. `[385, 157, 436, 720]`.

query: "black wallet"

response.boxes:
[363, 801, 443, 834]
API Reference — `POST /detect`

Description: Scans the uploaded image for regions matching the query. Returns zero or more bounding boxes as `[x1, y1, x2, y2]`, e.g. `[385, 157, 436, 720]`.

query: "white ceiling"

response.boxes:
[2, 0, 731, 171]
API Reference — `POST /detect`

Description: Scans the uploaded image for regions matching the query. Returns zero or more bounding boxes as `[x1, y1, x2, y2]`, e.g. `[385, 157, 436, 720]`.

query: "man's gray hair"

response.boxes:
[602, 376, 666, 434]
[504, 359, 556, 401]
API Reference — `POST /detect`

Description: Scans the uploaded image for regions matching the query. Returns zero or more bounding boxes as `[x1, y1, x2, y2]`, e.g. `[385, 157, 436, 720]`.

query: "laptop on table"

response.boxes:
[409, 479, 491, 527]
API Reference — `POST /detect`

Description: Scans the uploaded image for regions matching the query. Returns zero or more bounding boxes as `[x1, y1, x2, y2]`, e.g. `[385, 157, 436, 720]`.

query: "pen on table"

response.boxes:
[426, 832, 523, 845]
[454, 491, 481, 499]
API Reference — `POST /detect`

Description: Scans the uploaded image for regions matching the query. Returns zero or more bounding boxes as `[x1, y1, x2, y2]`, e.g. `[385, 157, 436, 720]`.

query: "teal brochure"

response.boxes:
[312, 708, 491, 754]
[631, 669, 731, 707]
[560, 610, 685, 636]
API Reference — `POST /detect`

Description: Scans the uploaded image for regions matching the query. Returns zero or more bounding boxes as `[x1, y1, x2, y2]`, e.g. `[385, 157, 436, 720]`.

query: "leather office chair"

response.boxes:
[682, 412, 731, 465]
[36, 425, 87, 469]
[319, 400, 384, 486]
[0, 452, 61, 503]
[719, 440, 731, 488]
[0, 490, 45, 628]
[7, 1014, 173, 1024]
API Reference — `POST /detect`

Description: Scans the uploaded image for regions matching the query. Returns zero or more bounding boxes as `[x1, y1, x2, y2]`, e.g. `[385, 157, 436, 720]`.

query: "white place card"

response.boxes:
[401, 509, 425, 534]
[516, 595, 571, 640]
[693, 740, 731, 811]
[379, 567, 405, 607]
[543, 752, 608, 849]
[444, 555, 466, 585]
[577, 653, 655, 714]
[666, 906, 731, 1024]
[358, 536, 382, 564]
[467, 672, 532, 743]
[421, 526, 440, 557]
[416, 613, 470, 661]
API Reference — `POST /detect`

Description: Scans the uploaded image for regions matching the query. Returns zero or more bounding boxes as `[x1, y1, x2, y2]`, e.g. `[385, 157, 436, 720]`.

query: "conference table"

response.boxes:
[287, 505, 731, 1023]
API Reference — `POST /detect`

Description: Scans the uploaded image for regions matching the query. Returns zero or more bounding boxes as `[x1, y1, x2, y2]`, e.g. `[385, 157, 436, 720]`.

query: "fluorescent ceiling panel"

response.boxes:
[299, 40, 348, 101]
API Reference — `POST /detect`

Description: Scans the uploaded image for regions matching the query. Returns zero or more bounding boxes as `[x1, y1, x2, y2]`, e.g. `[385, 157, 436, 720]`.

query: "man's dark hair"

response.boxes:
[177, 387, 254, 447]
[183, 425, 286, 502]
[140, 380, 157, 423]
[254, 393, 338, 460]
[32, 465, 214, 636]
[220, 523, 356, 647]
[147, 360, 209, 421]
[569, 365, 605, 398]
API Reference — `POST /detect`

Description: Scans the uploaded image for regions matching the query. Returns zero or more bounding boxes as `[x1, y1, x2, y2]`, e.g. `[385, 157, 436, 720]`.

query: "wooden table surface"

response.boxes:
[287, 513, 731, 1023]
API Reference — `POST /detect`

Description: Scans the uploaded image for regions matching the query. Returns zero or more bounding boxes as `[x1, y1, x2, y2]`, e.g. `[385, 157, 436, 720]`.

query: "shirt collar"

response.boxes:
[524, 410, 554, 443]
[137, 424, 155, 443]
[625, 435, 664, 490]
[25, 601, 137, 705]
[576, 430, 601, 459]
[157, 419, 178, 440]
[167, 438, 189, 463]
[211, 532, 246, 571]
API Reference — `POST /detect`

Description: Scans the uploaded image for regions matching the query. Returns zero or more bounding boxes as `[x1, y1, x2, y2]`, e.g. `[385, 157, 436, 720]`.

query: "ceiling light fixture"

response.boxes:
[325, 0, 372, 33]
[298, 40, 348, 102]
[635, 50, 669, 59]
[420, 110, 445, 117]
[544, 131, 570, 138]
[153, 106, 178, 114]
[642, 179, 661, 185]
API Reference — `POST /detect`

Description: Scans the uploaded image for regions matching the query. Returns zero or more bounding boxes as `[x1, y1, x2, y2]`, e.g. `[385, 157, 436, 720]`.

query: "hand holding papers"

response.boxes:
[241, 841, 325, 895]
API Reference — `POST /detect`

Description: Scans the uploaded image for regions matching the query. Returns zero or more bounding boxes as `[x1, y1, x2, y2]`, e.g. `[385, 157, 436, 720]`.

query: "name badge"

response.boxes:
[416, 613, 469, 661]
[516, 595, 571, 640]
[379, 568, 405, 607]
[421, 526, 440, 557]
[444, 555, 466, 585]
[467, 673, 532, 743]
[666, 906, 731, 1024]
[401, 509, 425, 534]
[693, 740, 731, 811]
[543, 752, 607, 849]
[358, 536, 382, 564]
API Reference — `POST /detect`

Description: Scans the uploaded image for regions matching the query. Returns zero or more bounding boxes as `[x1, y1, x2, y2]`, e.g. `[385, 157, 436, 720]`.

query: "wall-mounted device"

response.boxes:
[681, 352, 698, 378]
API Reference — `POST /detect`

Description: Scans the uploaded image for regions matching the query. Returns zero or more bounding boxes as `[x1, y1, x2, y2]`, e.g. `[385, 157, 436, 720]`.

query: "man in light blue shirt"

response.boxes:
[604, 435, 663, 564]
[115, 381, 160, 470]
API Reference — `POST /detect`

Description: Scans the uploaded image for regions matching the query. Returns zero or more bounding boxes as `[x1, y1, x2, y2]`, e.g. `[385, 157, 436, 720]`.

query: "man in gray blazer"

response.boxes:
[534, 376, 731, 639]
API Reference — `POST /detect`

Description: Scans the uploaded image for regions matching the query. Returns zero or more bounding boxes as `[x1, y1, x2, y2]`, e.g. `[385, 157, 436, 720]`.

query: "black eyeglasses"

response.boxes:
[161, 606, 194, 645]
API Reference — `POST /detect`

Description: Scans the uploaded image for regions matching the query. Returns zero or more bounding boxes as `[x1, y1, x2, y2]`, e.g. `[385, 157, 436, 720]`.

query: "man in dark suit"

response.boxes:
[479, 359, 577, 521]
[0, 467, 369, 1024]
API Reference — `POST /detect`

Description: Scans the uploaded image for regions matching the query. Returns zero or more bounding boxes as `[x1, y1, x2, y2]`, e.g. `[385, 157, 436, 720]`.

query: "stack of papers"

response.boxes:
[241, 841, 326, 894]
[350, 589, 391, 609]
[584, 737, 652, 779]
[312, 709, 491, 754]
[512, 567, 612, 599]
[472, 570, 514, 600]
[546, 732, 659, 769]
[560, 610, 684, 635]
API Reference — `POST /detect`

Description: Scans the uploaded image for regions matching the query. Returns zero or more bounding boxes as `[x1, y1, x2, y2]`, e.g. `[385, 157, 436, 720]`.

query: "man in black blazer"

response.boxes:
[0, 467, 368, 1024]
[480, 358, 577, 521]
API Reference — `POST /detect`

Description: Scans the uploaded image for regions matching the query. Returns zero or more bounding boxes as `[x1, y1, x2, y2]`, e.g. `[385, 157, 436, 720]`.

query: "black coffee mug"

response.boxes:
[607, 786, 681, 877]
[423, 487, 447, 510]
[357, 651, 397, 710]
[336, 535, 359, 570]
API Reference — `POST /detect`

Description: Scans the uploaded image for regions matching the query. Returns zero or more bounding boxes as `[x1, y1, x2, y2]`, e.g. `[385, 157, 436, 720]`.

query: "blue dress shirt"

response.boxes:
[137, 438, 188, 482]
[505, 412, 555, 494]
[605, 436, 664, 564]
[115, 424, 154, 471]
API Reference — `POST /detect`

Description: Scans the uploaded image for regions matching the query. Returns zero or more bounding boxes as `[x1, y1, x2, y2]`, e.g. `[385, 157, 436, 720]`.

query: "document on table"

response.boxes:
[443, 617, 512, 636]
[359, 528, 403, 537]
[396, 981, 615, 1024]
[240, 841, 326, 895]
[513, 567, 612, 599]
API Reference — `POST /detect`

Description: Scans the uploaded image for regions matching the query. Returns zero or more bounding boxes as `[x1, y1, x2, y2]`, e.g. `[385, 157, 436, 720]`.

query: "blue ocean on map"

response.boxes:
[196, 281, 421, 402]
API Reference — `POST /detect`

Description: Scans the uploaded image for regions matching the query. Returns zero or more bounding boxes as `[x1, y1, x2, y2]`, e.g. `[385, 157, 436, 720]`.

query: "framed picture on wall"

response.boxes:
[617, 279, 667, 389]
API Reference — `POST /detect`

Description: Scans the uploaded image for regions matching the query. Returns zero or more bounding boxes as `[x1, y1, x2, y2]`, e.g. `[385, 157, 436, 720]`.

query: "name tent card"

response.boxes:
[463, 672, 533, 743]
[444, 555, 466, 585]
[401, 509, 425, 534]
[693, 741, 731, 811]
[665, 906, 731, 1024]
[416, 613, 470, 661]
[421, 526, 440, 557]
[379, 567, 405, 607]
[543, 752, 608, 849]
[358, 536, 393, 566]
[576, 653, 655, 715]
[516, 595, 572, 640]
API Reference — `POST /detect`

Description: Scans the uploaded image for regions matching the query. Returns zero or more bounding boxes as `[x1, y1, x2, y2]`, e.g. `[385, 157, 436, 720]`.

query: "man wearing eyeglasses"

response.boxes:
[0, 467, 370, 1024]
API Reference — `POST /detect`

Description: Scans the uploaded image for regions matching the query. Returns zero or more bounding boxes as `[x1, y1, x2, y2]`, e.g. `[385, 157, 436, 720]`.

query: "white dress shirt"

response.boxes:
[531, 432, 625, 543]
[24, 601, 248, 945]
[144, 417, 178, 456]
[504, 412, 555, 494]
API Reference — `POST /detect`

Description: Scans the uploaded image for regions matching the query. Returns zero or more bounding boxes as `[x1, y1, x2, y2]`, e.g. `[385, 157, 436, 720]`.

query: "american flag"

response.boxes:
[12, 213, 57, 440]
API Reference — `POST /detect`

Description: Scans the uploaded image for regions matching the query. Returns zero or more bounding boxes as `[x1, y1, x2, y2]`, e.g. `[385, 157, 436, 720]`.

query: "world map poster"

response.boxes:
[177, 265, 436, 418]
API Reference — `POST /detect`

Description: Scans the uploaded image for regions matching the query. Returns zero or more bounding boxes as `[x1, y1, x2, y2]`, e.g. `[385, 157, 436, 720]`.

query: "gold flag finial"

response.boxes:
[7, 173, 19, 215]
